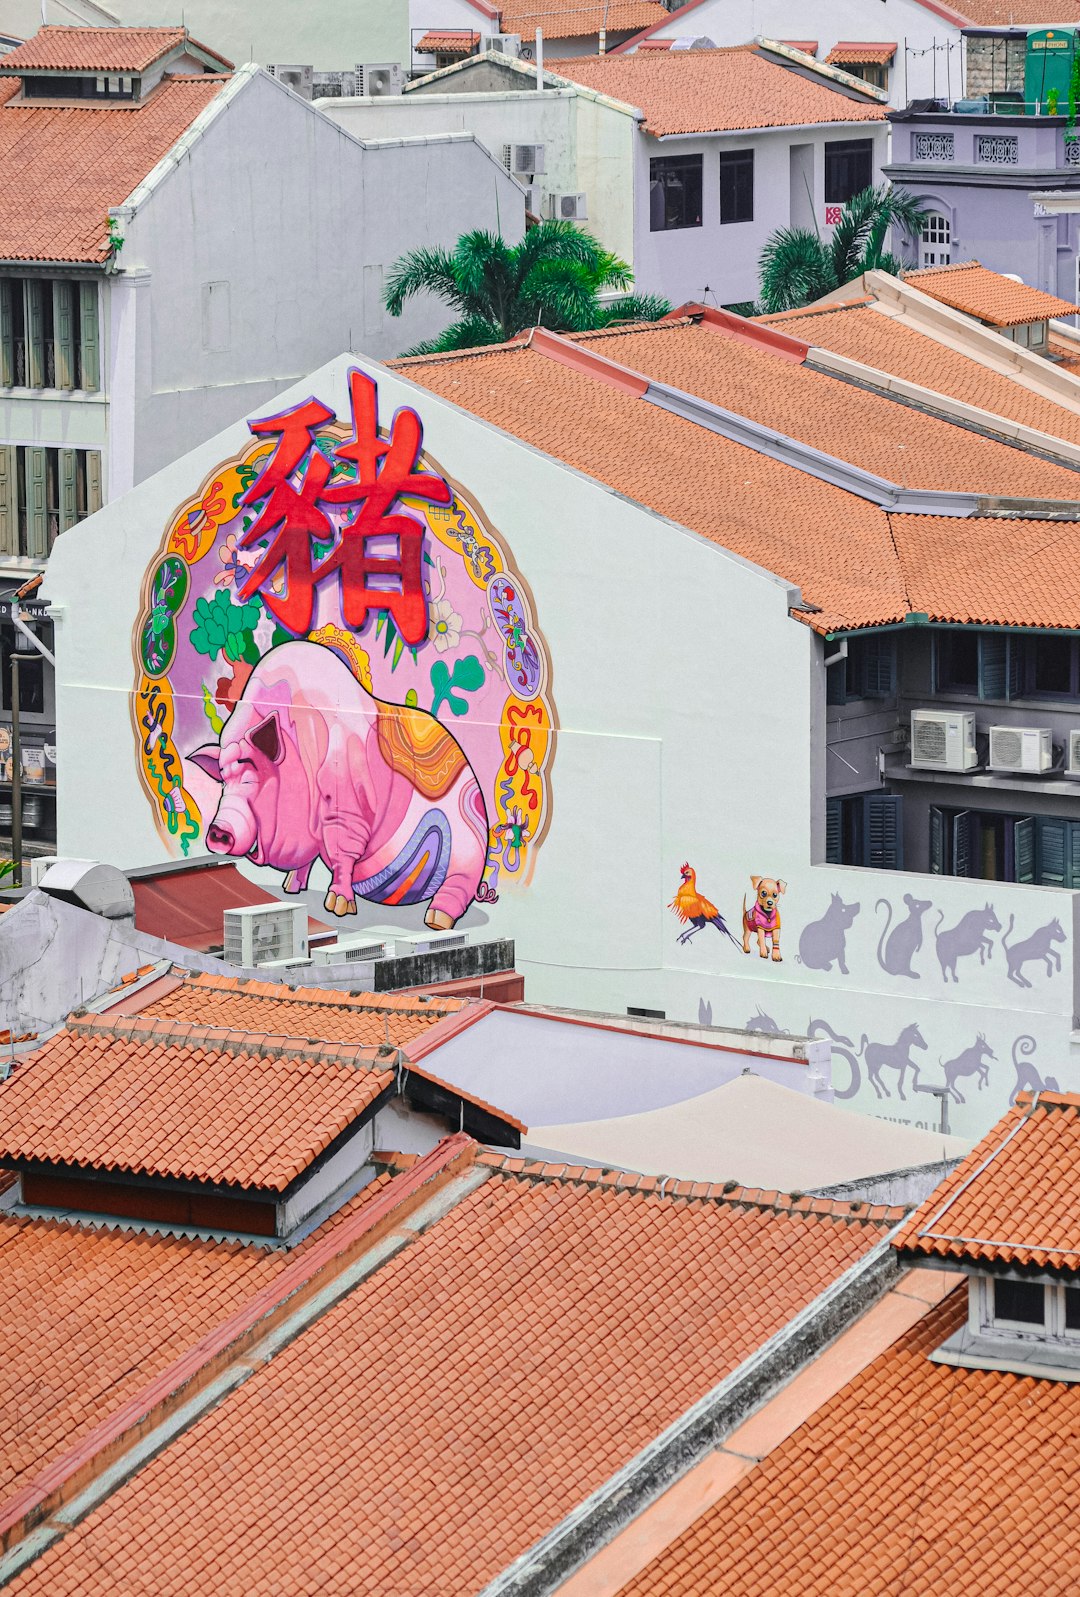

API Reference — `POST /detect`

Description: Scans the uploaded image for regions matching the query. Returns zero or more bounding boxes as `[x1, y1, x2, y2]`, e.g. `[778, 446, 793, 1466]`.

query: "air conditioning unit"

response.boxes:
[358, 62, 405, 95]
[486, 32, 522, 55]
[510, 143, 545, 175]
[909, 709, 978, 772]
[310, 933, 395, 966]
[313, 69, 358, 98]
[392, 927, 470, 957]
[258, 955, 313, 973]
[223, 902, 309, 967]
[548, 191, 588, 221]
[988, 724, 1053, 774]
[1067, 730, 1080, 776]
[267, 64, 314, 99]
[523, 186, 540, 214]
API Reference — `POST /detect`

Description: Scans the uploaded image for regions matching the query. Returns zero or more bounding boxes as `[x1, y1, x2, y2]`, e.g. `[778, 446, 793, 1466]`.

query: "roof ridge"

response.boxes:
[66, 1011, 390, 1071]
[473, 1151, 904, 1223]
[174, 970, 459, 1016]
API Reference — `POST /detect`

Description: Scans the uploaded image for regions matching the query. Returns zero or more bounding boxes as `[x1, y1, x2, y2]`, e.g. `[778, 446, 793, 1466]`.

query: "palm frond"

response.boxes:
[397, 315, 505, 357]
[758, 229, 836, 314]
[520, 256, 603, 331]
[595, 293, 672, 327]
[512, 219, 607, 285]
[383, 246, 463, 319]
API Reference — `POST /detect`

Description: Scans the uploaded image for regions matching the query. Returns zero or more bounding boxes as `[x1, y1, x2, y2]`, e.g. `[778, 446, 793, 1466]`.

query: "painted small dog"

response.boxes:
[743, 876, 787, 961]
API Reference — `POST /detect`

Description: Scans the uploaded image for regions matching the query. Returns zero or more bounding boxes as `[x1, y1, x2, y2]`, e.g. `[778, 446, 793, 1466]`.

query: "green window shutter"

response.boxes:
[0, 280, 12, 389]
[1014, 816, 1035, 885]
[952, 809, 972, 878]
[978, 634, 1007, 700]
[825, 796, 842, 863]
[53, 280, 75, 390]
[25, 447, 48, 558]
[929, 805, 945, 874]
[59, 449, 78, 531]
[0, 444, 16, 556]
[85, 450, 102, 513]
[863, 635, 896, 698]
[1037, 816, 1067, 886]
[79, 281, 99, 391]
[1068, 821, 1080, 890]
[24, 280, 45, 389]
[1007, 636, 1022, 701]
[863, 793, 903, 870]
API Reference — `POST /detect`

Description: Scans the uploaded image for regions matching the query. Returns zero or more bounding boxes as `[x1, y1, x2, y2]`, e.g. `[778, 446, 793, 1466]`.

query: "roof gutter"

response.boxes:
[823, 615, 1080, 641]
[655, 118, 886, 139]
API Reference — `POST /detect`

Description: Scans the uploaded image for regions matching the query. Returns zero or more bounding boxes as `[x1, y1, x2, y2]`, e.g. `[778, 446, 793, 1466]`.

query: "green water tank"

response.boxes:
[1025, 27, 1077, 114]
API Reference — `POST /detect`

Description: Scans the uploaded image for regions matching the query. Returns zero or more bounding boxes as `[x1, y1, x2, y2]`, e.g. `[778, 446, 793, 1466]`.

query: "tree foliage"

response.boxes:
[384, 222, 671, 355]
[756, 184, 929, 315]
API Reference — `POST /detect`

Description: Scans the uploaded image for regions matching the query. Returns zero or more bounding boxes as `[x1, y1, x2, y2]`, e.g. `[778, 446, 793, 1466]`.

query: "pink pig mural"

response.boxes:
[190, 642, 489, 928]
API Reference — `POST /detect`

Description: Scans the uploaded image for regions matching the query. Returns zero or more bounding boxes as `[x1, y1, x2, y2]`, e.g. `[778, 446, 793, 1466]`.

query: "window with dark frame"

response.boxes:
[719, 149, 754, 223]
[824, 138, 874, 203]
[993, 1278, 1046, 1326]
[649, 154, 703, 231]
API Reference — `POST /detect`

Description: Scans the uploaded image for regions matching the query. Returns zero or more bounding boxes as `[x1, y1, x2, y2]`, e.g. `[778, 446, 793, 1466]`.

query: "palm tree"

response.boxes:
[756, 184, 929, 316]
[384, 222, 671, 355]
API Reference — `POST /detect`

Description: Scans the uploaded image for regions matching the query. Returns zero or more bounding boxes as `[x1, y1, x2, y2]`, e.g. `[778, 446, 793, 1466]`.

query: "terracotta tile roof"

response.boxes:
[905, 261, 1079, 326]
[397, 322, 1080, 634]
[551, 45, 885, 133]
[1050, 334, 1080, 377]
[0, 26, 190, 73]
[614, 1287, 1080, 1597]
[417, 29, 480, 50]
[0, 1172, 392, 1500]
[780, 39, 819, 53]
[893, 1091, 1080, 1270]
[0, 71, 229, 263]
[7, 1161, 894, 1597]
[890, 512, 1080, 629]
[825, 40, 896, 63]
[571, 317, 1080, 498]
[121, 969, 466, 1048]
[952, 0, 1080, 21]
[499, 0, 666, 41]
[756, 299, 1080, 449]
[0, 1019, 393, 1191]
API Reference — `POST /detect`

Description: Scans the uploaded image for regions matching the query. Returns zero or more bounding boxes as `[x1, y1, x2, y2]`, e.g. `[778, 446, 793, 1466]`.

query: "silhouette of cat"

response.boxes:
[876, 894, 933, 979]
[1009, 1035, 1060, 1105]
[934, 903, 1001, 984]
[1002, 915, 1066, 989]
[798, 894, 860, 974]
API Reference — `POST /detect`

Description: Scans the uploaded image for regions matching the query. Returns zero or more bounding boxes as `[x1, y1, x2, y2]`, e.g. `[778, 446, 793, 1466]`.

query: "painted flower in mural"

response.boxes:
[213, 533, 256, 589]
[190, 589, 262, 663]
[428, 599, 462, 653]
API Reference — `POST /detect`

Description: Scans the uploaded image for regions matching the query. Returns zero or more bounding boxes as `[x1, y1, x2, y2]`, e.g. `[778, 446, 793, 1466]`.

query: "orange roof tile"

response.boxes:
[0, 71, 229, 263]
[0, 26, 199, 73]
[551, 46, 885, 133]
[891, 511, 1080, 629]
[905, 260, 1079, 326]
[417, 29, 480, 50]
[499, 0, 666, 41]
[615, 1287, 1080, 1597]
[756, 299, 1080, 449]
[5, 1161, 893, 1597]
[825, 40, 896, 62]
[571, 318, 1080, 498]
[894, 1090, 1080, 1270]
[0, 1171, 393, 1501]
[118, 968, 466, 1048]
[0, 1020, 393, 1191]
[952, 0, 1080, 20]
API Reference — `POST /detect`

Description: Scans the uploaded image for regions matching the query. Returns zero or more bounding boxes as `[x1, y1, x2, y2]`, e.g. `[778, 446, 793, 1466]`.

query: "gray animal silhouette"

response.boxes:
[876, 894, 932, 979]
[809, 1017, 860, 1099]
[798, 894, 860, 974]
[940, 1034, 996, 1103]
[745, 1006, 780, 1034]
[1009, 1035, 1060, 1105]
[858, 1022, 927, 1100]
[698, 998, 713, 1027]
[934, 903, 1001, 984]
[1002, 915, 1066, 989]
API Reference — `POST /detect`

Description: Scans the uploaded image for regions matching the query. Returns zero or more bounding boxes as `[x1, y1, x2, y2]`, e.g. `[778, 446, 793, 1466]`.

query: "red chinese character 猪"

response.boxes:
[237, 371, 451, 643]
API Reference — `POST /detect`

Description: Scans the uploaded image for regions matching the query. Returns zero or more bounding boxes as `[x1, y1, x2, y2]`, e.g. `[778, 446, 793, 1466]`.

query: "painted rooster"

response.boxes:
[670, 863, 739, 947]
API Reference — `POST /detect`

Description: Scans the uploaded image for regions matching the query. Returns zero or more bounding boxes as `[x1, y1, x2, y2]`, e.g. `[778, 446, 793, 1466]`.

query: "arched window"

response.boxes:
[920, 211, 952, 267]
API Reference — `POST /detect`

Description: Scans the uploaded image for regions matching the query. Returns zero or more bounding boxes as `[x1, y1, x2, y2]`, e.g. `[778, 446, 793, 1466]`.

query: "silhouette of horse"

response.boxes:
[858, 1022, 928, 1100]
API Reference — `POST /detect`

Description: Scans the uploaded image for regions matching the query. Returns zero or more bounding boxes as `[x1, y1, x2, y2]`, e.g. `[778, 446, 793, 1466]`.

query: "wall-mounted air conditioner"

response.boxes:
[1066, 730, 1080, 776]
[548, 191, 588, 221]
[267, 64, 314, 99]
[392, 927, 470, 957]
[909, 709, 978, 772]
[358, 62, 404, 95]
[223, 903, 309, 967]
[522, 186, 539, 214]
[510, 142, 545, 175]
[310, 934, 396, 966]
[988, 724, 1053, 774]
[486, 32, 522, 55]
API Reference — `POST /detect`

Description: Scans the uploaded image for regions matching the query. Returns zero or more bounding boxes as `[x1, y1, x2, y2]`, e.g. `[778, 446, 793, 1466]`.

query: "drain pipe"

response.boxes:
[823, 638, 848, 670]
[536, 26, 543, 85]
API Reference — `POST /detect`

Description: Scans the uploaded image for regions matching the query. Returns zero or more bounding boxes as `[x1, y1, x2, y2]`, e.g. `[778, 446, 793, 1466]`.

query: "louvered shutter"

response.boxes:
[1037, 816, 1067, 887]
[53, 281, 75, 390]
[85, 451, 102, 513]
[0, 445, 16, 556]
[25, 280, 45, 389]
[1007, 636, 1022, 700]
[952, 810, 972, 878]
[59, 450, 78, 531]
[25, 447, 48, 557]
[1014, 816, 1035, 885]
[0, 281, 12, 389]
[862, 635, 896, 698]
[978, 634, 1007, 700]
[825, 797, 842, 864]
[863, 793, 903, 871]
[79, 281, 100, 391]
[929, 805, 945, 875]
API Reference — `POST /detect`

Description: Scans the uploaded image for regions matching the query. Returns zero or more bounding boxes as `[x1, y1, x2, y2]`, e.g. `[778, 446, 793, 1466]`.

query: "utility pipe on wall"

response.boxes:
[536, 27, 543, 86]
